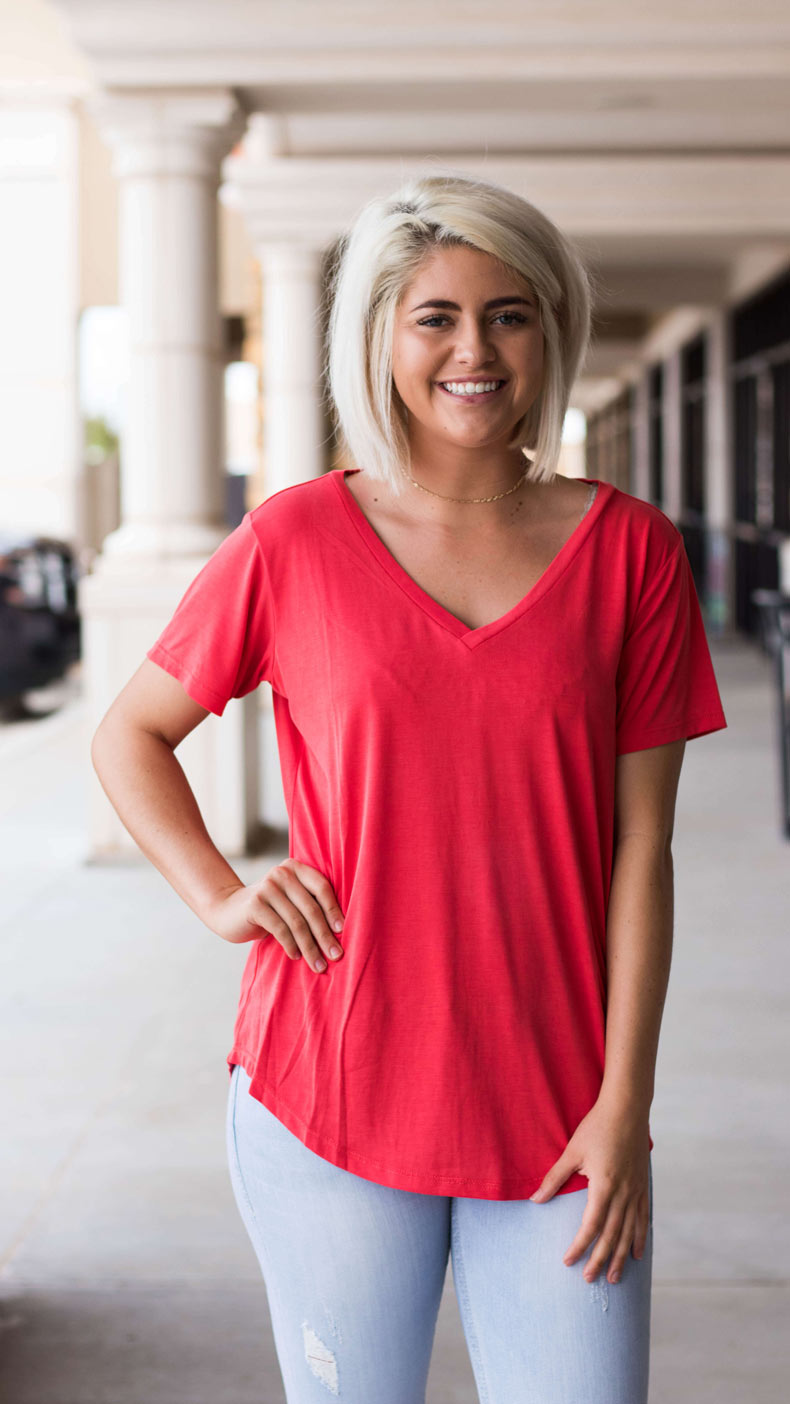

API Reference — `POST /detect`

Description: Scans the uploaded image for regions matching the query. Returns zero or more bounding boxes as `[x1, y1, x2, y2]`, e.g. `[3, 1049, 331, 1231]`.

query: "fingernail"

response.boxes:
[329, 945, 341, 959]
[315, 957, 327, 972]
[333, 919, 344, 932]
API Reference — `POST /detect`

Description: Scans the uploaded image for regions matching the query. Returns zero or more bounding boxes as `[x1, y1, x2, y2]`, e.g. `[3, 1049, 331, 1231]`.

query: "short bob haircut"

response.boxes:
[326, 171, 594, 497]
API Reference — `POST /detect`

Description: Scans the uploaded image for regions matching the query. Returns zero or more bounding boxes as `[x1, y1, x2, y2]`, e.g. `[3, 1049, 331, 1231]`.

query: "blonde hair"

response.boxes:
[325, 171, 594, 496]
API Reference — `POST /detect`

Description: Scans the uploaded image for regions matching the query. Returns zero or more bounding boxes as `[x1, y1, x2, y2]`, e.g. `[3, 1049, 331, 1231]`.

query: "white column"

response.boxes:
[705, 309, 735, 631]
[259, 243, 327, 495]
[631, 371, 651, 502]
[661, 348, 683, 522]
[79, 90, 260, 861]
[0, 102, 81, 544]
[91, 90, 246, 559]
[256, 242, 328, 831]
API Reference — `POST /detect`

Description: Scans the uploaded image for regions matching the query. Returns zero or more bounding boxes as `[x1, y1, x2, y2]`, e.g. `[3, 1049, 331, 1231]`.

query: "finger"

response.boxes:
[250, 889, 303, 959]
[606, 1202, 638, 1283]
[530, 1163, 567, 1202]
[290, 860, 347, 941]
[562, 1196, 610, 1267]
[582, 1196, 628, 1282]
[631, 1196, 650, 1260]
[256, 885, 331, 974]
[265, 866, 343, 966]
[277, 872, 345, 966]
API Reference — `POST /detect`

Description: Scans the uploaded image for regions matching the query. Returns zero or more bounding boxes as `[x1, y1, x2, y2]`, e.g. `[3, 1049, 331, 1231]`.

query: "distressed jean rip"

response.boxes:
[302, 1320, 340, 1395]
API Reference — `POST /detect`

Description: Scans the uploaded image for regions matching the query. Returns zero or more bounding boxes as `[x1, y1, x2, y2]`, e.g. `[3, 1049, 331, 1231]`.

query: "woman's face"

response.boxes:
[391, 243, 545, 456]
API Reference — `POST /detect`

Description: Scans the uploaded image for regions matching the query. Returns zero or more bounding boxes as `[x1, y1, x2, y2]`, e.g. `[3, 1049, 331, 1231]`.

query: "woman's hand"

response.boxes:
[207, 858, 346, 975]
[528, 1096, 651, 1285]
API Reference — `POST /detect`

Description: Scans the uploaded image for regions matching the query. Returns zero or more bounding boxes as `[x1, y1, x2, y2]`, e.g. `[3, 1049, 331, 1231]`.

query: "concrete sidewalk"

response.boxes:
[0, 636, 788, 1403]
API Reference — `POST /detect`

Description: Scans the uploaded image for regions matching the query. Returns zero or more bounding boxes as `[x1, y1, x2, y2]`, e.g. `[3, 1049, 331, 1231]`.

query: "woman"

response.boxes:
[92, 173, 728, 1403]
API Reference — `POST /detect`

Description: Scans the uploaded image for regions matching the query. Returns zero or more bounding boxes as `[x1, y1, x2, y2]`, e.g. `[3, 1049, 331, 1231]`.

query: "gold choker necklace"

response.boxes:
[401, 464, 530, 504]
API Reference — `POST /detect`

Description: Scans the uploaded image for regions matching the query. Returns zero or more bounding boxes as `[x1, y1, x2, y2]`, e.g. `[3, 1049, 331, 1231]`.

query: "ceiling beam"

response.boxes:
[221, 146, 790, 246]
[52, 1, 790, 88]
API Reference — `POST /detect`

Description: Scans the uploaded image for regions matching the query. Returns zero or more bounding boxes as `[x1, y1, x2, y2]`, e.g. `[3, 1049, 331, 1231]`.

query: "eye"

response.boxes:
[415, 311, 530, 329]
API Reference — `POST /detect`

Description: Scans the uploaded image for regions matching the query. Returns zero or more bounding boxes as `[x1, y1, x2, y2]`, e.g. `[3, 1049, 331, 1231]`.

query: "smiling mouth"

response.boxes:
[436, 379, 508, 401]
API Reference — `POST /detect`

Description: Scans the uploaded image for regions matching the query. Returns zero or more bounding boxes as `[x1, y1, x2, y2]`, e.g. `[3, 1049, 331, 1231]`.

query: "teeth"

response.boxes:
[440, 380, 503, 395]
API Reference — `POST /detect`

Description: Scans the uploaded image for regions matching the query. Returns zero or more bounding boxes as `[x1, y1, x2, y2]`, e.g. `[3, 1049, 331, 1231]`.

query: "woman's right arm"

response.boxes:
[90, 659, 345, 973]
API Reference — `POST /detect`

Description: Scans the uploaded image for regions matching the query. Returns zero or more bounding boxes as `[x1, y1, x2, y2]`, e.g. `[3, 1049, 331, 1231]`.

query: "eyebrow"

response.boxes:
[410, 296, 535, 313]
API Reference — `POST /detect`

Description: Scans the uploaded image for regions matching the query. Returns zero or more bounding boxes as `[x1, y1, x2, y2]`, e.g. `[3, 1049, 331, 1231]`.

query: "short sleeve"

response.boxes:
[615, 541, 727, 755]
[145, 513, 275, 717]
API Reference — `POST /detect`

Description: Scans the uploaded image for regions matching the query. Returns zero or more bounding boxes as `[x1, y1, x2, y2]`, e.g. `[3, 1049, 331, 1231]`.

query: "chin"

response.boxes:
[447, 432, 508, 450]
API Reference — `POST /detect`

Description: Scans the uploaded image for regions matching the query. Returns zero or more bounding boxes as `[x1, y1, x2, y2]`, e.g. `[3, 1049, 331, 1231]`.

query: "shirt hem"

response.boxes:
[146, 642, 227, 715]
[616, 710, 727, 754]
[226, 1047, 652, 1201]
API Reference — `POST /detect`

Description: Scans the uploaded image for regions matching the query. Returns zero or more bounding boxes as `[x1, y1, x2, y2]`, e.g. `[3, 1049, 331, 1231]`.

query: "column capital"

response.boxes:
[87, 87, 248, 181]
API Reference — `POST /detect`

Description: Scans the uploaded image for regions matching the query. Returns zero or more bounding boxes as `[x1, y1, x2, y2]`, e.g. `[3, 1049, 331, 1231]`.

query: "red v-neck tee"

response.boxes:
[146, 467, 728, 1199]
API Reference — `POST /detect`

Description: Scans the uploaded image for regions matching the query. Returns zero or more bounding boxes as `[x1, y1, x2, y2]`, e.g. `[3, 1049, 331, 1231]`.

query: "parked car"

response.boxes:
[0, 534, 81, 703]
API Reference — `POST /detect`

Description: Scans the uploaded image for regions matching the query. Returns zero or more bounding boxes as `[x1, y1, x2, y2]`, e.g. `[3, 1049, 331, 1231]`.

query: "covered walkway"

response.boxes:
[0, 634, 787, 1402]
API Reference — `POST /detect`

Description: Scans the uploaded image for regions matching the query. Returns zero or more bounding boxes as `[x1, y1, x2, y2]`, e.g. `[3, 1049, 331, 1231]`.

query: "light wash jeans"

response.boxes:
[226, 1061, 653, 1404]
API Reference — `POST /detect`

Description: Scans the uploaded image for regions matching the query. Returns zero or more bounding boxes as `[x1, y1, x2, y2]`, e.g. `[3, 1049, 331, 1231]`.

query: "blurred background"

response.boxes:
[0, 3, 788, 1402]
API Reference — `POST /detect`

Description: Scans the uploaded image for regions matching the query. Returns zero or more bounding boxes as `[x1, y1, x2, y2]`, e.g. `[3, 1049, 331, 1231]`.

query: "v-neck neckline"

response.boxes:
[332, 466, 611, 650]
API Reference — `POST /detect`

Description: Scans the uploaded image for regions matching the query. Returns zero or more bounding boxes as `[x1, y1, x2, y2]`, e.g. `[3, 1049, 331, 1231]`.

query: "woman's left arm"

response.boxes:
[599, 736, 686, 1115]
[528, 738, 686, 1285]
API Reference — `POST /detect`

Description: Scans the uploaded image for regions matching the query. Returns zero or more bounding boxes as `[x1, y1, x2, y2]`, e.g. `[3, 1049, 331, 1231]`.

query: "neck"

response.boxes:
[400, 435, 535, 524]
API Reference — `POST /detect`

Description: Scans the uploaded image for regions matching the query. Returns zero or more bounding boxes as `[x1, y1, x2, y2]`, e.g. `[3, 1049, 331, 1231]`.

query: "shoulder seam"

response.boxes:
[247, 473, 332, 522]
[607, 482, 685, 540]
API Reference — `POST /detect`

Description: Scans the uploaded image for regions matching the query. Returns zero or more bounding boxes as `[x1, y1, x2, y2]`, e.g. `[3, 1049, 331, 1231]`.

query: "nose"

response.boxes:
[453, 316, 497, 367]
